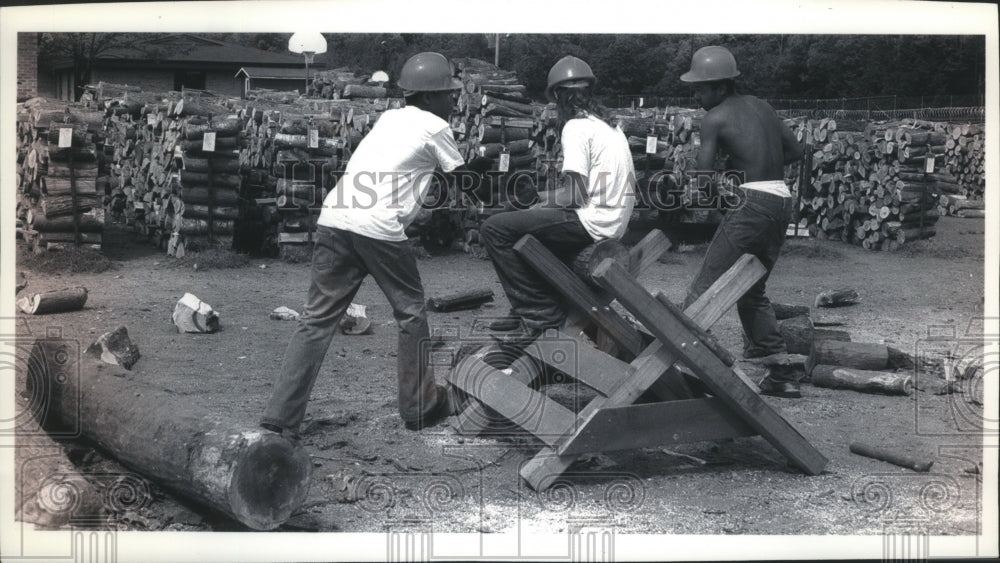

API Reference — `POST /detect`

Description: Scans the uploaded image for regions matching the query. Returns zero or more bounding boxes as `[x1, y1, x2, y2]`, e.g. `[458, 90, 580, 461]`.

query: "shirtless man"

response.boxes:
[680, 46, 805, 398]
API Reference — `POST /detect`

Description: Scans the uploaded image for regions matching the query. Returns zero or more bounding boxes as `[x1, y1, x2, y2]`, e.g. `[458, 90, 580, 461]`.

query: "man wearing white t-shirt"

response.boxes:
[261, 53, 492, 435]
[480, 56, 636, 339]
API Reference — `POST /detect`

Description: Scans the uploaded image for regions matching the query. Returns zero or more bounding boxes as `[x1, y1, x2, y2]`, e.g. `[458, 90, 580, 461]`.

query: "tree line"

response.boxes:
[40, 33, 985, 105]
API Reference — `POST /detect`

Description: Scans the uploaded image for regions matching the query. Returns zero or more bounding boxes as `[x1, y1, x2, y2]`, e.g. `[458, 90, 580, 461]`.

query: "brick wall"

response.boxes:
[17, 33, 39, 101]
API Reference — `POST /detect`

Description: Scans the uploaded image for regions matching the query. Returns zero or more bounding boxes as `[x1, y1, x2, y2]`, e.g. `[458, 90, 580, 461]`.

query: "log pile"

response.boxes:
[449, 59, 548, 253]
[15, 98, 107, 253]
[307, 68, 388, 100]
[787, 117, 970, 250]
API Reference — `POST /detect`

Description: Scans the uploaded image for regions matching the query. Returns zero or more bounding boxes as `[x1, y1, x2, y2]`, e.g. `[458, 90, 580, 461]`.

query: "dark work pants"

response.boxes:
[684, 189, 794, 369]
[480, 208, 595, 329]
[262, 226, 441, 430]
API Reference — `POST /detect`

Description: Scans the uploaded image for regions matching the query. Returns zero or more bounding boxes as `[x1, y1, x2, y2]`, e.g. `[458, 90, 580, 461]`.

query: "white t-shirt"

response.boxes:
[560, 115, 637, 241]
[318, 106, 464, 241]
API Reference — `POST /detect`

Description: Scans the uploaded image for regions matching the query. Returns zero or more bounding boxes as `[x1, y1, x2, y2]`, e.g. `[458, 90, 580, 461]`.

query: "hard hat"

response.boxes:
[546, 56, 597, 102]
[397, 52, 463, 93]
[680, 46, 741, 83]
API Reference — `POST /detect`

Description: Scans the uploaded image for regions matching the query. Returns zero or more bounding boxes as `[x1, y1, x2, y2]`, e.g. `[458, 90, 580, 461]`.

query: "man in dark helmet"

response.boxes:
[260, 52, 492, 435]
[680, 45, 805, 398]
[480, 55, 636, 340]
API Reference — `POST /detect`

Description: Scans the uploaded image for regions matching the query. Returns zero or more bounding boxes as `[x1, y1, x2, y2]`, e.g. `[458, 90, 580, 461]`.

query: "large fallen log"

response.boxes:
[27, 337, 311, 530]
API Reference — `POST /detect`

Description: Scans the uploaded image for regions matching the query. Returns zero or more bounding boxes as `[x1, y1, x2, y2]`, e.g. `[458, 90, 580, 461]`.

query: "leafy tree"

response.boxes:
[38, 33, 188, 101]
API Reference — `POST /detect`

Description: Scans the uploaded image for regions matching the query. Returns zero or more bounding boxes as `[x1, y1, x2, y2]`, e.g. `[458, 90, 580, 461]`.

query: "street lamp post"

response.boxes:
[289, 32, 328, 95]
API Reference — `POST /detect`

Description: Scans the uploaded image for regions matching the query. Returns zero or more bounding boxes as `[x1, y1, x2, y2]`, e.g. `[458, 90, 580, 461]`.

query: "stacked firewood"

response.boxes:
[446, 59, 549, 253]
[786, 117, 986, 249]
[938, 122, 985, 217]
[307, 69, 387, 100]
[15, 98, 107, 252]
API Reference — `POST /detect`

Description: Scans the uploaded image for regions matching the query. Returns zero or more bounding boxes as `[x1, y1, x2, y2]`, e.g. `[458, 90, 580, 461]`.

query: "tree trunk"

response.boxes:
[27, 210, 103, 232]
[26, 338, 311, 530]
[811, 365, 913, 395]
[772, 302, 811, 320]
[16, 287, 88, 315]
[778, 315, 851, 355]
[807, 340, 890, 374]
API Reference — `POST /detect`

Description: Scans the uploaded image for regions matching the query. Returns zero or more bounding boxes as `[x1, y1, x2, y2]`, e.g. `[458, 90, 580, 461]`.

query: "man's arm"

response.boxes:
[695, 112, 722, 171]
[779, 121, 804, 164]
[536, 171, 588, 209]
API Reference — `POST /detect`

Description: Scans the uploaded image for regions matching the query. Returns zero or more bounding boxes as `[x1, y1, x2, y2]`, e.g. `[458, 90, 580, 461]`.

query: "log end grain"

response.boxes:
[227, 432, 313, 530]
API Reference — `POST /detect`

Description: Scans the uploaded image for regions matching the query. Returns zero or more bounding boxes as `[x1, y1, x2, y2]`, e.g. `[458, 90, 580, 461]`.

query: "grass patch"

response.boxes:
[16, 243, 117, 274]
[279, 244, 313, 264]
[896, 239, 980, 260]
[780, 239, 846, 260]
[170, 248, 251, 270]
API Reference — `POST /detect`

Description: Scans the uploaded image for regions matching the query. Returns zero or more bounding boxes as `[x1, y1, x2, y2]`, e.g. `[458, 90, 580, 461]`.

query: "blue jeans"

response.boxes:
[261, 226, 442, 430]
[480, 208, 595, 329]
[684, 189, 794, 365]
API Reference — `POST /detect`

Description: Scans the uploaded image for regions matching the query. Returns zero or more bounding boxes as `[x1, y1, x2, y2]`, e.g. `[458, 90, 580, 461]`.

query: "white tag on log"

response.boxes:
[924, 156, 935, 173]
[498, 152, 510, 173]
[646, 135, 658, 154]
[202, 131, 216, 152]
[693, 133, 701, 147]
[58, 128, 73, 148]
[147, 113, 156, 125]
[308, 128, 319, 148]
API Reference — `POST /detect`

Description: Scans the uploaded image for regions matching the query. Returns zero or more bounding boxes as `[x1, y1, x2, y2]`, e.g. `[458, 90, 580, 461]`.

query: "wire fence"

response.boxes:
[610, 93, 986, 122]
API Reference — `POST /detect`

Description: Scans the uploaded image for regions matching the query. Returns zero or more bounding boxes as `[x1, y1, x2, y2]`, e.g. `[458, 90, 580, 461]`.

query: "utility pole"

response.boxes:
[494, 33, 500, 67]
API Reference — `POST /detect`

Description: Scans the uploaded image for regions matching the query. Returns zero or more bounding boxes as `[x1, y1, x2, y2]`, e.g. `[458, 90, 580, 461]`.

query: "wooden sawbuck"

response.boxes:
[446, 229, 828, 491]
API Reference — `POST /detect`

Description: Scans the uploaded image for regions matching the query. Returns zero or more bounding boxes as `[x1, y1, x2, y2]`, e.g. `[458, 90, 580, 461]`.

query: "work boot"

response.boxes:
[758, 376, 802, 399]
[404, 386, 454, 431]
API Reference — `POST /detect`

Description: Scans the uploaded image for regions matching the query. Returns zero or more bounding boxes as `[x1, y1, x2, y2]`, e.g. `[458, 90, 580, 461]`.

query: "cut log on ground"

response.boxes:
[772, 302, 811, 320]
[815, 287, 860, 308]
[84, 326, 141, 370]
[806, 340, 891, 374]
[849, 441, 933, 472]
[172, 293, 220, 333]
[427, 288, 495, 312]
[26, 338, 312, 530]
[811, 365, 913, 395]
[16, 287, 88, 315]
[778, 315, 851, 355]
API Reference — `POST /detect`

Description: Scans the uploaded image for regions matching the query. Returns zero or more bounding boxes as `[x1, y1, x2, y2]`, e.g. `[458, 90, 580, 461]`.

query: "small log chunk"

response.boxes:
[427, 288, 495, 312]
[85, 326, 140, 369]
[172, 293, 220, 333]
[779, 315, 851, 355]
[16, 287, 88, 315]
[807, 340, 889, 374]
[815, 287, 860, 308]
[340, 303, 372, 335]
[811, 365, 913, 395]
[772, 302, 810, 320]
[759, 353, 809, 382]
[850, 441, 933, 472]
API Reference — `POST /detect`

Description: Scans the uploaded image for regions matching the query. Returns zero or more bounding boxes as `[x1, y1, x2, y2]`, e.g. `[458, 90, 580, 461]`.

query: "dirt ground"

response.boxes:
[10, 216, 988, 542]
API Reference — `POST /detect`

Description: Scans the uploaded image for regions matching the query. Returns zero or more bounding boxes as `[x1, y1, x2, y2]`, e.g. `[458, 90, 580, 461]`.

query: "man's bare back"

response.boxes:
[696, 93, 801, 183]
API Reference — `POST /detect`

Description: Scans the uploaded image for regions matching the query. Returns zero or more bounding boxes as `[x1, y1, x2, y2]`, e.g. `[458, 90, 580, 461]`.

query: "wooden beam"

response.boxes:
[590, 260, 829, 475]
[519, 254, 768, 490]
[559, 398, 756, 455]
[448, 353, 577, 447]
[523, 330, 634, 396]
[562, 229, 671, 337]
[514, 235, 643, 356]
